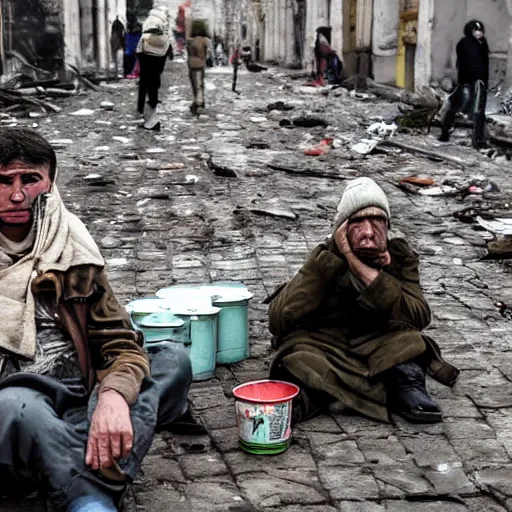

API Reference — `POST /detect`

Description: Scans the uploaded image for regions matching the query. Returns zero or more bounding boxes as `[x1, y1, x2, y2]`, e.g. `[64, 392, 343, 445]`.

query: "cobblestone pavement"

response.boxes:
[4, 60, 512, 512]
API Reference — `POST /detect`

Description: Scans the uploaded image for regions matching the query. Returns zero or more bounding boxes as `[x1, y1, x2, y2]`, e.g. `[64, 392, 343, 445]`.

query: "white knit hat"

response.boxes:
[333, 177, 391, 231]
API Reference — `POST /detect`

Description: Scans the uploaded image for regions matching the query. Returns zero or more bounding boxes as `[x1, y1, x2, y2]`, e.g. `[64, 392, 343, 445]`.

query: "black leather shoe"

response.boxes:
[438, 131, 450, 142]
[385, 361, 442, 424]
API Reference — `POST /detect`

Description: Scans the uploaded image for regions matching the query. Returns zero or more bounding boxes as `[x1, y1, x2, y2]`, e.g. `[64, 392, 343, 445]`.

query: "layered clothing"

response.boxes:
[268, 237, 458, 422]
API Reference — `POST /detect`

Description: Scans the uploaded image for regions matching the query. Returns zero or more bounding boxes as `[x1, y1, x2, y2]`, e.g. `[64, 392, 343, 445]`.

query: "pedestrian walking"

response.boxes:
[187, 20, 210, 114]
[439, 20, 490, 148]
[136, 7, 170, 130]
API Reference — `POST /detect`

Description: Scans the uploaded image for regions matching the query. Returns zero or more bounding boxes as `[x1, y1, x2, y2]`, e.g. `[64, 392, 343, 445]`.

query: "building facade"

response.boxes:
[242, 0, 512, 91]
[0, 0, 127, 84]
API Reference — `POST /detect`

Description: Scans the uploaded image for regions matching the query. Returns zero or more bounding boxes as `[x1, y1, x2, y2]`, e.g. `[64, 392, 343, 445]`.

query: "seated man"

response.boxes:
[268, 177, 459, 424]
[0, 128, 192, 512]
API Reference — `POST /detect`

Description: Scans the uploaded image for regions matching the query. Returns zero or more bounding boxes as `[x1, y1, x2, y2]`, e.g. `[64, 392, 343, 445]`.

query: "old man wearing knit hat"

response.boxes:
[267, 177, 459, 424]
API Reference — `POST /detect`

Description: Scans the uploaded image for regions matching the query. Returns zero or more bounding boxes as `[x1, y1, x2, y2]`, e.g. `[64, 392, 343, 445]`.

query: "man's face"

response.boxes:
[473, 29, 484, 40]
[346, 210, 388, 257]
[0, 160, 52, 228]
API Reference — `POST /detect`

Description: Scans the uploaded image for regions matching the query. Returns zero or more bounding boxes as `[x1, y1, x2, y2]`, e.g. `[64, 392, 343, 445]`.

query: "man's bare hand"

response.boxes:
[334, 221, 352, 256]
[86, 389, 133, 470]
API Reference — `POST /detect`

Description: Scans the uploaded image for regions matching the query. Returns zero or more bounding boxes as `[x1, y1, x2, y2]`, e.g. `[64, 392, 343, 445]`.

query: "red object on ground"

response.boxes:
[304, 138, 333, 156]
[233, 380, 300, 404]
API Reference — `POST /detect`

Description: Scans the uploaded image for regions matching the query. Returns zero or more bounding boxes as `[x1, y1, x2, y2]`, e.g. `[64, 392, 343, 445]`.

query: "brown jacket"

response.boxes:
[268, 238, 458, 422]
[32, 265, 149, 405]
[187, 36, 209, 69]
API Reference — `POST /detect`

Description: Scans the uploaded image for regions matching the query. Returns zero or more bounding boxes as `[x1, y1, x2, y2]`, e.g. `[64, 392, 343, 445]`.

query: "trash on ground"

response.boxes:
[476, 217, 512, 236]
[399, 176, 436, 188]
[367, 122, 397, 138]
[351, 138, 380, 155]
[70, 108, 95, 116]
[304, 138, 333, 156]
[267, 101, 294, 112]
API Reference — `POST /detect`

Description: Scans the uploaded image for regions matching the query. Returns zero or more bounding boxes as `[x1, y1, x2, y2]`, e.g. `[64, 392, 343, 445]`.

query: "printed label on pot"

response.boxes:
[235, 400, 292, 445]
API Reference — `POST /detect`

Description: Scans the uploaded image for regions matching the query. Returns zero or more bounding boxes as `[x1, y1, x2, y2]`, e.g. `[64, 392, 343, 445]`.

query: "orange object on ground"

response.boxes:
[399, 176, 436, 187]
[304, 138, 333, 156]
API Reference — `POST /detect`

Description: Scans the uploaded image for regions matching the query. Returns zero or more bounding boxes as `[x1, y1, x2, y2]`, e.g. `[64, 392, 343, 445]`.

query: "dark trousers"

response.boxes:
[189, 68, 205, 108]
[124, 54, 136, 77]
[0, 342, 191, 511]
[441, 80, 487, 146]
[137, 53, 167, 113]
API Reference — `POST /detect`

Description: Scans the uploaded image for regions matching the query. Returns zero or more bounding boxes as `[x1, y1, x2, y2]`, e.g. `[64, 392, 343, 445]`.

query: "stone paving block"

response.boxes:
[357, 436, 409, 466]
[138, 454, 186, 485]
[210, 426, 241, 452]
[451, 438, 511, 466]
[161, 433, 212, 455]
[188, 384, 231, 411]
[373, 466, 433, 496]
[225, 444, 317, 475]
[180, 453, 229, 480]
[436, 398, 483, 418]
[333, 414, 395, 438]
[237, 473, 327, 508]
[465, 497, 507, 511]
[184, 481, 246, 511]
[475, 467, 512, 497]
[400, 435, 460, 468]
[277, 506, 337, 512]
[201, 404, 238, 430]
[444, 418, 496, 441]
[131, 486, 191, 512]
[382, 501, 468, 512]
[313, 438, 366, 466]
[319, 467, 380, 501]
[337, 502, 385, 512]
[296, 415, 344, 433]
[424, 466, 476, 495]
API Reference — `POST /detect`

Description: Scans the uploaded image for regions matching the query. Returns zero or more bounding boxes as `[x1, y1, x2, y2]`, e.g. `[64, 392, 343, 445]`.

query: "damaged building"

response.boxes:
[0, 0, 128, 86]
[248, 0, 512, 92]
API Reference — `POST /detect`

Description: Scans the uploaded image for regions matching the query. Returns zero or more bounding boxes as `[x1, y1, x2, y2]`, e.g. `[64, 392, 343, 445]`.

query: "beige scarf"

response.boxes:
[0, 187, 104, 359]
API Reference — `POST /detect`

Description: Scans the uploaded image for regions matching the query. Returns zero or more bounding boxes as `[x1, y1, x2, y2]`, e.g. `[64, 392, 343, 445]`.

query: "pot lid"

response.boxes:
[139, 312, 185, 328]
[126, 298, 167, 315]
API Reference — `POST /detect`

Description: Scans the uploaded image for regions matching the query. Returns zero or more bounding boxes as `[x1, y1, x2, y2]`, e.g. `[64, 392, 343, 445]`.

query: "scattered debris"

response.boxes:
[304, 138, 333, 156]
[208, 158, 237, 178]
[70, 108, 95, 117]
[49, 139, 74, 149]
[380, 140, 471, 169]
[113, 136, 132, 144]
[495, 302, 512, 319]
[280, 116, 328, 129]
[267, 101, 294, 112]
[101, 101, 115, 111]
[146, 162, 186, 170]
[246, 141, 271, 150]
[476, 217, 512, 236]
[351, 139, 380, 155]
[235, 206, 297, 220]
[367, 122, 398, 138]
[399, 176, 435, 188]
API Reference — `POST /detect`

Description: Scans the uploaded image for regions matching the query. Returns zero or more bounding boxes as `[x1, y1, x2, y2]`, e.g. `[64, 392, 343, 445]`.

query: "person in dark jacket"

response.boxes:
[267, 178, 459, 426]
[439, 20, 490, 148]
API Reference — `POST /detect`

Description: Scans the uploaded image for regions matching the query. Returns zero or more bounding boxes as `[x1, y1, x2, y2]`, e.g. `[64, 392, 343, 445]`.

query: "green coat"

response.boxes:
[268, 237, 459, 422]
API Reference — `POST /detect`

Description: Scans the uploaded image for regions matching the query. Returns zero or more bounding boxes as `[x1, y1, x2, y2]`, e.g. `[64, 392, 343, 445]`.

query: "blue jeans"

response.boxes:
[0, 343, 191, 511]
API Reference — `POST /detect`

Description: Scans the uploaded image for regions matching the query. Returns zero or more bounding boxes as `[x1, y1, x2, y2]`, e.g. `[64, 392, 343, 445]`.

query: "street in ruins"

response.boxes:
[4, 60, 512, 512]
